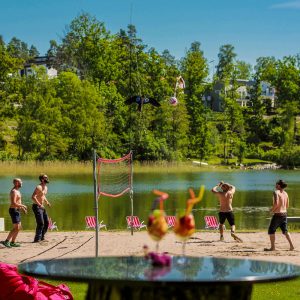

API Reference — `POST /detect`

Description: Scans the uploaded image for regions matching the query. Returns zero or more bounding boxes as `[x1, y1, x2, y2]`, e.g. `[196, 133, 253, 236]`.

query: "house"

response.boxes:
[20, 56, 57, 78]
[202, 79, 276, 112]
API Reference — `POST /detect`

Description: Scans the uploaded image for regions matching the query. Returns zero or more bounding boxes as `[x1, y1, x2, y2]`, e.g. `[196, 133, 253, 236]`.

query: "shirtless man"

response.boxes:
[1, 178, 27, 248]
[264, 179, 294, 251]
[32, 174, 51, 243]
[211, 181, 242, 242]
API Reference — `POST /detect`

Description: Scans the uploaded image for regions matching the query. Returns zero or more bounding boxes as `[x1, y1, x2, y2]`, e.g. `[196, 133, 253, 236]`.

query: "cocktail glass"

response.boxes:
[174, 186, 205, 263]
[174, 213, 195, 263]
[147, 190, 169, 252]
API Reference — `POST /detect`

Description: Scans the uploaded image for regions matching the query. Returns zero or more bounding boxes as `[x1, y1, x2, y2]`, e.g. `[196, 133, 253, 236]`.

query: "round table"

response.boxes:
[19, 256, 300, 300]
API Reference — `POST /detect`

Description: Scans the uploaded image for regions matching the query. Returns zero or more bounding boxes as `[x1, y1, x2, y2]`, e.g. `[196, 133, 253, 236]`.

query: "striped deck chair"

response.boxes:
[85, 216, 107, 230]
[165, 216, 176, 228]
[126, 216, 147, 230]
[48, 217, 58, 231]
[204, 216, 220, 230]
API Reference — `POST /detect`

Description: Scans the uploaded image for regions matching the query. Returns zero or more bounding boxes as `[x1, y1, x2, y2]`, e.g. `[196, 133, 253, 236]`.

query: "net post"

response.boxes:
[93, 149, 99, 257]
[130, 151, 134, 236]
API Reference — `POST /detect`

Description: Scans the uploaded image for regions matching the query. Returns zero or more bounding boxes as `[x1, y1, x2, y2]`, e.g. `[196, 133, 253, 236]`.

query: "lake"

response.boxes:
[0, 169, 299, 231]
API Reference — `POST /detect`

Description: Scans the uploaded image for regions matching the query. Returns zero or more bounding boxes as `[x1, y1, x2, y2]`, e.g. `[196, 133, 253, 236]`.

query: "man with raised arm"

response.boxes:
[1, 178, 27, 248]
[32, 174, 51, 243]
[211, 181, 242, 242]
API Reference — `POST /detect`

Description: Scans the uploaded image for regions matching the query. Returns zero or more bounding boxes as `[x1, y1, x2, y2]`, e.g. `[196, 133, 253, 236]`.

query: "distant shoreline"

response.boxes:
[0, 160, 296, 176]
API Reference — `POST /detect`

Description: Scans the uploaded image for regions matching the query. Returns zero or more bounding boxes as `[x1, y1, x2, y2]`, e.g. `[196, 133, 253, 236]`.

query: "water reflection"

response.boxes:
[1, 170, 300, 230]
[19, 256, 300, 282]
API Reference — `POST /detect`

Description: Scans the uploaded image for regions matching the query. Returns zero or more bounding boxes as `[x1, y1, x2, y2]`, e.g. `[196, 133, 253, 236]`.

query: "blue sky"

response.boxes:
[0, 0, 300, 68]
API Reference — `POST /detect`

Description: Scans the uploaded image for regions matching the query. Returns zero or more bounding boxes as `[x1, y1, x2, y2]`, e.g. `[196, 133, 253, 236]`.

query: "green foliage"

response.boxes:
[0, 13, 299, 166]
[216, 44, 237, 81]
[180, 42, 210, 160]
[235, 60, 252, 80]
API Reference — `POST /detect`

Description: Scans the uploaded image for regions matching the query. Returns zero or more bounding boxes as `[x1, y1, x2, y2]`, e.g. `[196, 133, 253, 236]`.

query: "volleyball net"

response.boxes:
[97, 151, 133, 198]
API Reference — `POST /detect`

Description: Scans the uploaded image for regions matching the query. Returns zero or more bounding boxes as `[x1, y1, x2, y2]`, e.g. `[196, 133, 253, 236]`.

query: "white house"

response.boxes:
[20, 56, 57, 78]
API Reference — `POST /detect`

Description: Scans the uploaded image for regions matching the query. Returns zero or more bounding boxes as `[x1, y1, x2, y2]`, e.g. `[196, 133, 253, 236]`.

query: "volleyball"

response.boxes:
[169, 96, 178, 106]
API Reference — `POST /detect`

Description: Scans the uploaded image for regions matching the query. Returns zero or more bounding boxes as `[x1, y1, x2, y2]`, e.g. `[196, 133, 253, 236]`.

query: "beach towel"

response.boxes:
[0, 262, 73, 300]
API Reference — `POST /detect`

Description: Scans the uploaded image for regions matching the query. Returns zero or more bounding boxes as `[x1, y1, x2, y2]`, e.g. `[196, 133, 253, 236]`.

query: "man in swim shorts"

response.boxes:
[211, 181, 242, 242]
[1, 178, 27, 248]
[264, 179, 294, 251]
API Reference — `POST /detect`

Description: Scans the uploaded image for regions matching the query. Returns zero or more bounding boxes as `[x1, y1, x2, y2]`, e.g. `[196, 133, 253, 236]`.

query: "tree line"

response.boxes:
[0, 13, 299, 166]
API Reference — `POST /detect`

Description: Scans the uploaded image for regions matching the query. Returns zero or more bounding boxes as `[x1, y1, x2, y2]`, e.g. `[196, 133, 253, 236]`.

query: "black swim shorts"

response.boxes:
[218, 211, 235, 226]
[268, 213, 288, 234]
[9, 208, 21, 224]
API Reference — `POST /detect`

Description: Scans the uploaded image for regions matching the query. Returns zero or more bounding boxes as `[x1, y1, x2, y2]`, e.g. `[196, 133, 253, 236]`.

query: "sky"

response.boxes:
[0, 0, 300, 71]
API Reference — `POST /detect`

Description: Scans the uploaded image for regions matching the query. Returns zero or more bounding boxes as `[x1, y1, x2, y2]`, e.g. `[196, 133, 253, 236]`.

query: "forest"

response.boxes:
[0, 13, 299, 167]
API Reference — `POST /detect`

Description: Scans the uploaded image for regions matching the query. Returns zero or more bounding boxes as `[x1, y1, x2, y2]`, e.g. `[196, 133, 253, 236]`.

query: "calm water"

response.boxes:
[0, 170, 299, 231]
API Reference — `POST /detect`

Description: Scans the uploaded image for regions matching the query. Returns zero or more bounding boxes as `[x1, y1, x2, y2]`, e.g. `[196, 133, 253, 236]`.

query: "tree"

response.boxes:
[54, 13, 111, 81]
[7, 37, 30, 59]
[47, 40, 58, 58]
[235, 60, 252, 80]
[181, 41, 211, 160]
[16, 68, 67, 159]
[275, 56, 300, 108]
[254, 56, 277, 83]
[55, 72, 109, 160]
[29, 45, 39, 58]
[0, 39, 24, 127]
[245, 72, 269, 144]
[216, 44, 237, 81]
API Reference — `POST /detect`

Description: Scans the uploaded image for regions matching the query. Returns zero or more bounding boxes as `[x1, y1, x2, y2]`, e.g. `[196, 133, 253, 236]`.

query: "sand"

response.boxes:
[1, 230, 299, 266]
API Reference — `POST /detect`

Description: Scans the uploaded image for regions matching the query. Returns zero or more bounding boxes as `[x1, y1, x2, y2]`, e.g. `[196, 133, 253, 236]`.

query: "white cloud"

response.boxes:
[271, 1, 300, 9]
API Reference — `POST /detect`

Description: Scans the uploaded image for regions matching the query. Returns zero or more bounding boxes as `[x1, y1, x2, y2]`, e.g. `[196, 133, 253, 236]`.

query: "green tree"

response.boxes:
[54, 12, 110, 81]
[181, 41, 211, 160]
[16, 68, 67, 159]
[55, 72, 109, 160]
[245, 73, 269, 144]
[7, 37, 30, 59]
[216, 44, 237, 81]
[235, 60, 252, 80]
[29, 45, 39, 58]
[254, 56, 277, 83]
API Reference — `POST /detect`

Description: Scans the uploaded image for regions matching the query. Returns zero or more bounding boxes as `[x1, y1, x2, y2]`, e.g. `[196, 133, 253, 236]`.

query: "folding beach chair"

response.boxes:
[85, 216, 107, 230]
[204, 216, 220, 230]
[48, 217, 58, 231]
[165, 216, 176, 228]
[126, 216, 147, 230]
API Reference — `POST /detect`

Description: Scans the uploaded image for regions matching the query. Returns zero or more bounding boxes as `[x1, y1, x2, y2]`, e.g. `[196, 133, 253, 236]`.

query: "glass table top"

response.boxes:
[19, 256, 300, 284]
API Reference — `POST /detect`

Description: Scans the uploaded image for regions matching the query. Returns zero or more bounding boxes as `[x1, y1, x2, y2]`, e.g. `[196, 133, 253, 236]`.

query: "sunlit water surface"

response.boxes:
[0, 169, 299, 230]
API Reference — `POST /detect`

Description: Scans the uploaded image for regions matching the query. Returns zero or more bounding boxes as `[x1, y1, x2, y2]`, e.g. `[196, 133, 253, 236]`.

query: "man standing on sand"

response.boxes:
[211, 181, 242, 242]
[1, 178, 27, 248]
[32, 174, 51, 243]
[264, 179, 294, 251]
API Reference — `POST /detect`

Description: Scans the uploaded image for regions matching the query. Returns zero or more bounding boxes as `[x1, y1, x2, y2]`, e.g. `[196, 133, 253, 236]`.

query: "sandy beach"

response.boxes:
[1, 230, 299, 266]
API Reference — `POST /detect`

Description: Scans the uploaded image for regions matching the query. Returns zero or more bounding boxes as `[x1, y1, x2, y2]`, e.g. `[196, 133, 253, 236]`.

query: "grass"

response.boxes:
[0, 160, 219, 176]
[0, 157, 276, 176]
[252, 278, 300, 299]
[0, 161, 93, 176]
[41, 277, 300, 299]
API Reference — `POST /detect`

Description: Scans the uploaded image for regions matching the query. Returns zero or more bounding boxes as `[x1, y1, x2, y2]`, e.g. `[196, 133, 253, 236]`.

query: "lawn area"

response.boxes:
[252, 278, 300, 299]
[44, 277, 300, 299]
